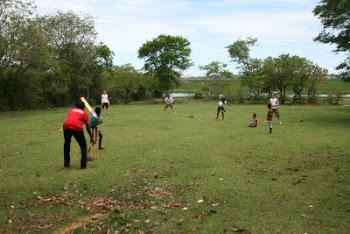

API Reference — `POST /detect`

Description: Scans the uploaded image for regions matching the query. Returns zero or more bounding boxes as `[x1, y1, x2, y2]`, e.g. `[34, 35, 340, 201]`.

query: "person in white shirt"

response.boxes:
[216, 98, 227, 120]
[101, 91, 110, 114]
[164, 95, 175, 113]
[269, 93, 281, 124]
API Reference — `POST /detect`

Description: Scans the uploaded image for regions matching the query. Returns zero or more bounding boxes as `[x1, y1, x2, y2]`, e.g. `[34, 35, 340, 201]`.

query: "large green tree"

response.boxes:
[263, 54, 326, 104]
[314, 0, 350, 82]
[138, 34, 192, 94]
[226, 37, 264, 99]
[0, 0, 52, 109]
[307, 64, 328, 103]
[226, 37, 258, 66]
[240, 58, 265, 99]
[263, 54, 294, 104]
[0, 1, 114, 109]
[199, 61, 232, 99]
[112, 64, 142, 104]
[87, 43, 114, 103]
[42, 11, 98, 103]
[289, 56, 313, 100]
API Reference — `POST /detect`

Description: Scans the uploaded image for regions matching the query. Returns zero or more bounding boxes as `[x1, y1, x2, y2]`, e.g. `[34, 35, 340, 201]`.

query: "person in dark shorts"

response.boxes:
[63, 100, 93, 169]
[164, 94, 176, 113]
[101, 91, 110, 114]
[216, 98, 227, 120]
[89, 107, 104, 150]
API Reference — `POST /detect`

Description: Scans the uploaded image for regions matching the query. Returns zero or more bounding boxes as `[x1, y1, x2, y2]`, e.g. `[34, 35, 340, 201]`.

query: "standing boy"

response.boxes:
[89, 107, 104, 150]
[63, 100, 93, 169]
[101, 91, 110, 114]
[164, 94, 176, 113]
[265, 103, 274, 134]
[216, 98, 227, 120]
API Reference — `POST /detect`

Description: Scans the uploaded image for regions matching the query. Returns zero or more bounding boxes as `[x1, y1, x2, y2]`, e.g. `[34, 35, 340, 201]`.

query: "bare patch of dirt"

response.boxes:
[16, 213, 70, 233]
[55, 213, 108, 234]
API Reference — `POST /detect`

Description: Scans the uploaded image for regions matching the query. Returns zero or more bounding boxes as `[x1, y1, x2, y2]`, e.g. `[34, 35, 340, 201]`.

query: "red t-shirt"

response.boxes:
[63, 108, 89, 131]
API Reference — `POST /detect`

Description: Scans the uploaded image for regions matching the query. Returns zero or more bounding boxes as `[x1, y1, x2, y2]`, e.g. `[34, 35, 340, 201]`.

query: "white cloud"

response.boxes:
[34, 0, 345, 74]
[35, 0, 87, 13]
[186, 11, 318, 44]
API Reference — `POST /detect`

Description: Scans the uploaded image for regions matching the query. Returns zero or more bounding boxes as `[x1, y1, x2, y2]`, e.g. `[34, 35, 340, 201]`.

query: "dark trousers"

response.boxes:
[99, 131, 103, 148]
[64, 129, 87, 168]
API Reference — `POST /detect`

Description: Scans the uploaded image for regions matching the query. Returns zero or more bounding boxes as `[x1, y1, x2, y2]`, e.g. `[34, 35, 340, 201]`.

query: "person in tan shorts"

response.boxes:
[269, 93, 281, 124]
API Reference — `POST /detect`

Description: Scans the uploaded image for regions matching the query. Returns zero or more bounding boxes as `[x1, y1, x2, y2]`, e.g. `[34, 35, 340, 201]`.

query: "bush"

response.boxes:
[132, 86, 148, 100]
[193, 92, 204, 99]
[292, 97, 307, 105]
[326, 92, 342, 105]
[174, 98, 191, 104]
[222, 81, 248, 103]
[307, 96, 317, 104]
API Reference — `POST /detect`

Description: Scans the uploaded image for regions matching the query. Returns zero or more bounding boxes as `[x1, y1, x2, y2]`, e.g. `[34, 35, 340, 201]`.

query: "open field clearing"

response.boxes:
[0, 102, 349, 233]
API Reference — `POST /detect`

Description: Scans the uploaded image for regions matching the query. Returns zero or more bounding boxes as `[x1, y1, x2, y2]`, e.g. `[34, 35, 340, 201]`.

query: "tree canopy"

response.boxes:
[199, 61, 232, 99]
[226, 37, 258, 65]
[138, 34, 192, 94]
[0, 0, 115, 109]
[314, 0, 350, 82]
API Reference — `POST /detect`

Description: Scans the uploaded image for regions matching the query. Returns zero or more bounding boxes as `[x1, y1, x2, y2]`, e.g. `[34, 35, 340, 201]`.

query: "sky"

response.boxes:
[34, 0, 346, 77]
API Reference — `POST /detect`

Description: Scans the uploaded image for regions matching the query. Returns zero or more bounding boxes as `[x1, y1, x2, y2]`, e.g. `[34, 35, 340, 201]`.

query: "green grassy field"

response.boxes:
[1, 102, 349, 233]
[317, 79, 350, 94]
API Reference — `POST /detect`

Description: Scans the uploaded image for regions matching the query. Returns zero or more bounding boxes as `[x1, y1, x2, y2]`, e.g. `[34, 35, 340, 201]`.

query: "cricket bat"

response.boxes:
[80, 97, 97, 118]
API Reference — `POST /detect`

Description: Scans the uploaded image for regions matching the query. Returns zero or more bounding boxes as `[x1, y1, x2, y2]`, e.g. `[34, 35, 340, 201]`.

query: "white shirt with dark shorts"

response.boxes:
[217, 101, 225, 112]
[164, 97, 174, 106]
[101, 94, 109, 109]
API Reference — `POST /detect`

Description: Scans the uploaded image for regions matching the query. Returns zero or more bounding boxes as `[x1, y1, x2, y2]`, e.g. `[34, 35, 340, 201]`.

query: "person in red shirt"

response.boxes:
[63, 100, 93, 169]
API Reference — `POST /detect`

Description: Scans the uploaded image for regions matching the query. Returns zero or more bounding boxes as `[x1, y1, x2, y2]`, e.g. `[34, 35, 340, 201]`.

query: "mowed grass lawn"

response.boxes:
[0, 101, 349, 233]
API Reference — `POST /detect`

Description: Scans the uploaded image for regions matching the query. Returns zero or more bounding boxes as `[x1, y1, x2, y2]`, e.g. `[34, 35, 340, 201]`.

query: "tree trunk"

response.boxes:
[279, 89, 284, 104]
[125, 90, 129, 104]
[308, 87, 316, 103]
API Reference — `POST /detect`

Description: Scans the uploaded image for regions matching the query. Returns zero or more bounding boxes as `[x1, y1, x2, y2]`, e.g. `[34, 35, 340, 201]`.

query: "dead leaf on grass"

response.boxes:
[78, 197, 125, 212]
[36, 194, 72, 205]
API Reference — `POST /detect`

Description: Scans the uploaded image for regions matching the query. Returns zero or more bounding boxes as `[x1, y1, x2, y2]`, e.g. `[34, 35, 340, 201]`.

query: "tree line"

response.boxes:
[0, 0, 348, 110]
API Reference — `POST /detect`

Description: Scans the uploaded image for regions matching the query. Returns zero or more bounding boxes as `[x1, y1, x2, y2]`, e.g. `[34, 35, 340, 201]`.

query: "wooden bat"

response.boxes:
[80, 97, 97, 118]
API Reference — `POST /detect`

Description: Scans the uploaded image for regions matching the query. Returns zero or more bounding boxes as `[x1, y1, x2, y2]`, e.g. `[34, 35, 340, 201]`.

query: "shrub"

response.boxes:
[326, 92, 342, 105]
[193, 92, 204, 99]
[222, 81, 248, 103]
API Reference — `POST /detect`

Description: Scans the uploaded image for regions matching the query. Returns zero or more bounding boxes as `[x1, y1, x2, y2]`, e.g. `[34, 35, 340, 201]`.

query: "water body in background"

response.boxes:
[170, 93, 194, 98]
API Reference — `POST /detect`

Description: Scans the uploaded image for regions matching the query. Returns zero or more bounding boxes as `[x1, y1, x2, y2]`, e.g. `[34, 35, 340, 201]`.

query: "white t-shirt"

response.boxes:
[270, 97, 279, 109]
[101, 93, 109, 104]
[218, 101, 224, 107]
[164, 97, 173, 105]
